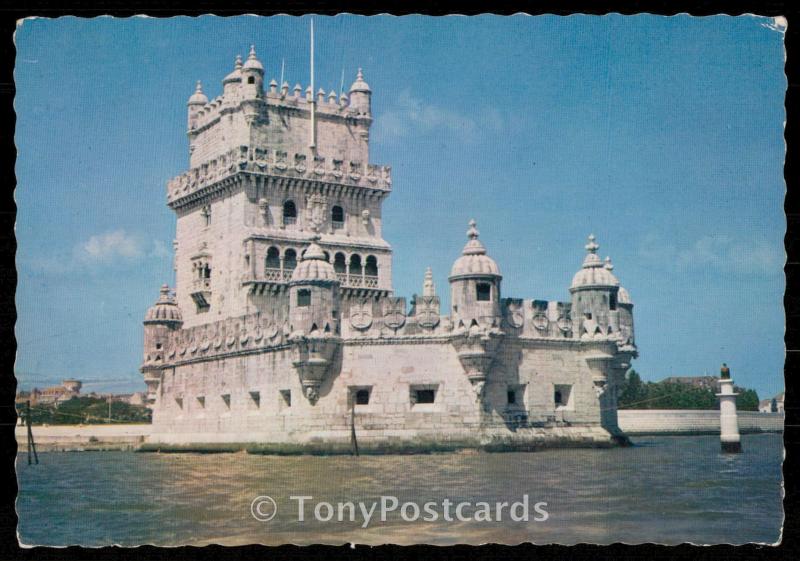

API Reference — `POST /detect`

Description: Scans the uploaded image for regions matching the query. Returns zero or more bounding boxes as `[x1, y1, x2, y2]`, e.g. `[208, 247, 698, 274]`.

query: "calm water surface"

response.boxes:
[17, 434, 783, 546]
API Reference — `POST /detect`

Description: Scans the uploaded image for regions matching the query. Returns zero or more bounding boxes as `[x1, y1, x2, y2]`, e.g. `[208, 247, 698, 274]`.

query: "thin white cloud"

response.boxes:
[75, 229, 144, 263]
[641, 233, 783, 276]
[374, 89, 485, 142]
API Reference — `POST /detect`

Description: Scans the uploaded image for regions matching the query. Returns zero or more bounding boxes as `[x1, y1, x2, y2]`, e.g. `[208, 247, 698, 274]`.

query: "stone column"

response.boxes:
[717, 363, 742, 453]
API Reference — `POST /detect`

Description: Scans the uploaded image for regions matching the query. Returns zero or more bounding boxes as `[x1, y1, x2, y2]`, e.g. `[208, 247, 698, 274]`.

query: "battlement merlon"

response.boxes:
[166, 145, 392, 209]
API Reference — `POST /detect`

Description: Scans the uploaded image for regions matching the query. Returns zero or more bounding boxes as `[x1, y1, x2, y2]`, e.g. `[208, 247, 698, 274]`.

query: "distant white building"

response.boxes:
[759, 392, 784, 413]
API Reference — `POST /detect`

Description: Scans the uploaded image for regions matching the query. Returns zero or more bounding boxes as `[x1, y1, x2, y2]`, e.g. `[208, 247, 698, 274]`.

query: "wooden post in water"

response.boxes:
[350, 401, 359, 457]
[26, 400, 38, 465]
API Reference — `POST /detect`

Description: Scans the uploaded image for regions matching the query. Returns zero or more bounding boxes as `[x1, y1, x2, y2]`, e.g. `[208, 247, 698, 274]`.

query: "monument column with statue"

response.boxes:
[717, 363, 742, 453]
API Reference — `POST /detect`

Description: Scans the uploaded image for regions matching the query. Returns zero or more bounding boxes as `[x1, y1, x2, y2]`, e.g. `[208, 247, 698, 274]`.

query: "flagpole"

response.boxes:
[309, 18, 316, 150]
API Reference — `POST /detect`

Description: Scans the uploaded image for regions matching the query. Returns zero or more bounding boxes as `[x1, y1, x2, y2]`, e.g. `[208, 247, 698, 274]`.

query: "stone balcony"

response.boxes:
[244, 269, 382, 294]
[167, 145, 392, 208]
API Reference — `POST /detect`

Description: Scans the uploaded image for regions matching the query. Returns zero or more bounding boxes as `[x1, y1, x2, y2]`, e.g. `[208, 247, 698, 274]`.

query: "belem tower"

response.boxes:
[140, 46, 638, 452]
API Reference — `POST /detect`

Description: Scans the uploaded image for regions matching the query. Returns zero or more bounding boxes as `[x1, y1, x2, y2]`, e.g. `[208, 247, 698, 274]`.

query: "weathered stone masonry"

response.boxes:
[140, 47, 638, 451]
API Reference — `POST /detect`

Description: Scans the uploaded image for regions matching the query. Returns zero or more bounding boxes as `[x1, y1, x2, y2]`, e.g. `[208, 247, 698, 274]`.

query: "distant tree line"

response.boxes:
[17, 396, 152, 425]
[618, 370, 760, 411]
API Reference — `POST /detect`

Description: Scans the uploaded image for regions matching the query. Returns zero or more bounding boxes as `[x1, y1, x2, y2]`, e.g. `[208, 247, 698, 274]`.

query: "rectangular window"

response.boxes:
[175, 397, 183, 409]
[221, 394, 231, 409]
[249, 391, 260, 408]
[554, 384, 573, 410]
[410, 387, 437, 405]
[196, 396, 205, 408]
[350, 386, 371, 406]
[507, 390, 517, 405]
[280, 390, 291, 407]
[476, 283, 491, 301]
[297, 289, 311, 307]
[609, 292, 618, 310]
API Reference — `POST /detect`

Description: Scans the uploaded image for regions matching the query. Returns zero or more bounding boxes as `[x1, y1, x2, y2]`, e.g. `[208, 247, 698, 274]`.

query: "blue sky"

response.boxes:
[14, 15, 786, 398]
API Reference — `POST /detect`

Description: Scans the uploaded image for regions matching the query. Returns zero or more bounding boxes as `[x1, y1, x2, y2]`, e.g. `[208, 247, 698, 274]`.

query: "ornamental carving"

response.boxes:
[383, 297, 407, 330]
[349, 301, 373, 330]
[416, 296, 440, 329]
[503, 299, 524, 329]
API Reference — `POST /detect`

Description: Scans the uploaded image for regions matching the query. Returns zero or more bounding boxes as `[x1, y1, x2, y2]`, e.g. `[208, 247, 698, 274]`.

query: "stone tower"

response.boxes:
[166, 49, 393, 331]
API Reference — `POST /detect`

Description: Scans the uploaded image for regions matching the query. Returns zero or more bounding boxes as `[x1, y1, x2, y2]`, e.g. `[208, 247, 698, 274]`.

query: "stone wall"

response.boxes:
[618, 409, 785, 435]
[149, 337, 617, 447]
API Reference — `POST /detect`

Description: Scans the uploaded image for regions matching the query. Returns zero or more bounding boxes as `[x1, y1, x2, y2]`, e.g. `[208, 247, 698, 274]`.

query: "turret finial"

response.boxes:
[585, 234, 599, 254]
[604, 256, 614, 271]
[248, 45, 257, 59]
[467, 219, 479, 240]
[423, 267, 436, 297]
[235, 54, 242, 69]
[195, 80, 203, 93]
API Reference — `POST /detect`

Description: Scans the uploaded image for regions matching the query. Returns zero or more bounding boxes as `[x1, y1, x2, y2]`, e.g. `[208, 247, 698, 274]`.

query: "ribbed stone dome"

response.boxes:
[187, 81, 209, 105]
[290, 238, 339, 284]
[570, 235, 619, 290]
[242, 45, 264, 72]
[349, 68, 371, 93]
[449, 220, 501, 279]
[145, 285, 183, 324]
[223, 55, 243, 84]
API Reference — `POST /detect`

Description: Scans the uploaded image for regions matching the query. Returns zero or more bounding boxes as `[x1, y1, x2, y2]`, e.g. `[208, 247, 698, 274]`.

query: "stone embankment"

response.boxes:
[618, 410, 784, 435]
[15, 424, 151, 451]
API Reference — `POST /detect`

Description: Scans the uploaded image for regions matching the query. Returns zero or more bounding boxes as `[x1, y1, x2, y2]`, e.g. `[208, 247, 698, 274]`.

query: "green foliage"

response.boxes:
[735, 388, 760, 412]
[618, 370, 760, 411]
[17, 396, 151, 425]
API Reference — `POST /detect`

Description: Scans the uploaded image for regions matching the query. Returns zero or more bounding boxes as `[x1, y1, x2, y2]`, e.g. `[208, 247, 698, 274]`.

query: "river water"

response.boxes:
[16, 434, 783, 546]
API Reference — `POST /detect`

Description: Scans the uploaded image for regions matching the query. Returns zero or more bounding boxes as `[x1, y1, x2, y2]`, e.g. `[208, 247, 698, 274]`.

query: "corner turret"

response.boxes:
[348, 68, 371, 117]
[241, 45, 264, 99]
[287, 235, 342, 404]
[141, 285, 183, 404]
[449, 219, 502, 329]
[187, 81, 208, 130]
[570, 234, 620, 339]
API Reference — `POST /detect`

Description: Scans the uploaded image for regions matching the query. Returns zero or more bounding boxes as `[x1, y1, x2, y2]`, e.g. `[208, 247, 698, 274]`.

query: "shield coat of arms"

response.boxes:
[383, 297, 407, 330]
[306, 193, 327, 233]
[349, 301, 373, 330]
[416, 296, 440, 328]
[503, 299, 525, 329]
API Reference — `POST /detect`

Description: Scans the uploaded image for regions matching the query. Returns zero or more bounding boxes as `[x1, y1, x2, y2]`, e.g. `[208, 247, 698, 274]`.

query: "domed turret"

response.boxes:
[569, 235, 626, 339]
[188, 80, 208, 106]
[142, 285, 183, 403]
[348, 68, 372, 116]
[570, 236, 619, 290]
[290, 238, 338, 285]
[450, 220, 501, 279]
[222, 55, 243, 99]
[449, 220, 502, 329]
[288, 236, 340, 336]
[241, 45, 264, 99]
[145, 284, 183, 325]
[187, 81, 208, 130]
[287, 236, 342, 405]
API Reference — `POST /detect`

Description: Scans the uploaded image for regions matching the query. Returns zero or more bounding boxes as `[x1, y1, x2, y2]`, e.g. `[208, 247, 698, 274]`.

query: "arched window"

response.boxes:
[284, 249, 297, 271]
[331, 205, 344, 228]
[323, 251, 330, 262]
[265, 247, 280, 270]
[349, 254, 362, 275]
[333, 252, 346, 274]
[365, 255, 378, 277]
[283, 200, 297, 226]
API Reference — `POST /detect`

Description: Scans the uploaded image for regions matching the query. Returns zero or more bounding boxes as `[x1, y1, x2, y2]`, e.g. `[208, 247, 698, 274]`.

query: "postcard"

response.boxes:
[14, 14, 786, 546]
